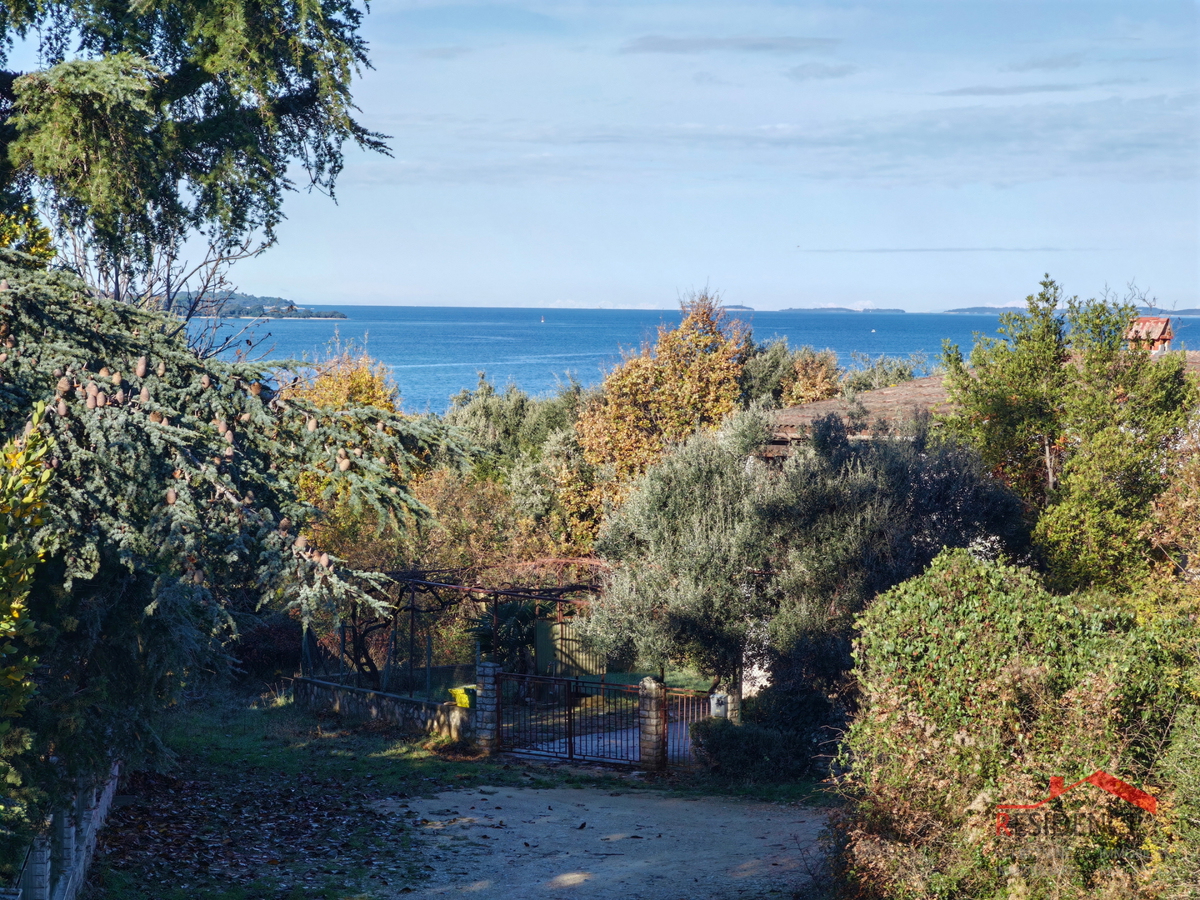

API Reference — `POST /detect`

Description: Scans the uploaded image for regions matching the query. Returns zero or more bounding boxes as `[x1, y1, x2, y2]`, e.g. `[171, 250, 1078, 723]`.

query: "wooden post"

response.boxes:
[425, 629, 433, 698]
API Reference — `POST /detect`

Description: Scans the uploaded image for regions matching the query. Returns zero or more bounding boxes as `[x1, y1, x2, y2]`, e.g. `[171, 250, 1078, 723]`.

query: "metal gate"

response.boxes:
[498, 673, 641, 764]
[497, 673, 711, 767]
[666, 688, 711, 766]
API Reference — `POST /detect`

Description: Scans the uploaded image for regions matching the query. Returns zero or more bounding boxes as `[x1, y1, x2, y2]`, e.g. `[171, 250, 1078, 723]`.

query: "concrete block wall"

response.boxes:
[6, 762, 120, 900]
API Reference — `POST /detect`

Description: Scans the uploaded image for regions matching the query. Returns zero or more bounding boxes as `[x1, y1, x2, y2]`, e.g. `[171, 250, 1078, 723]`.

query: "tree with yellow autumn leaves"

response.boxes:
[576, 290, 750, 482]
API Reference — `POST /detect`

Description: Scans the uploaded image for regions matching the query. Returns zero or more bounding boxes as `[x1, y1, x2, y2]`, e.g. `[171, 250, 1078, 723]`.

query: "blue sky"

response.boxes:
[53, 2, 1200, 310]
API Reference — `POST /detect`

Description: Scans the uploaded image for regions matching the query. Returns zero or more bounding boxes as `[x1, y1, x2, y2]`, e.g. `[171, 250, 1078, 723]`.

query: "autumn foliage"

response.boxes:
[576, 291, 749, 481]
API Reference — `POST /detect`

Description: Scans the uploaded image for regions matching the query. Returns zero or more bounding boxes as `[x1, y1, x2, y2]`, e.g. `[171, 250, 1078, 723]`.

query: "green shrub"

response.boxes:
[691, 717, 813, 782]
[841, 549, 1199, 899]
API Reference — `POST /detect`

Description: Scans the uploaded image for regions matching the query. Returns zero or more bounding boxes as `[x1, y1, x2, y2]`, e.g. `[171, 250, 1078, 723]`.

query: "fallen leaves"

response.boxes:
[91, 769, 413, 896]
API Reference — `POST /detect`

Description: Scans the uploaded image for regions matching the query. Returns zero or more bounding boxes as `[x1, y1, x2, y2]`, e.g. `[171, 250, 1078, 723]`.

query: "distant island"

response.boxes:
[946, 305, 1200, 316]
[1141, 307, 1200, 317]
[724, 304, 754, 311]
[780, 307, 906, 314]
[174, 291, 346, 319]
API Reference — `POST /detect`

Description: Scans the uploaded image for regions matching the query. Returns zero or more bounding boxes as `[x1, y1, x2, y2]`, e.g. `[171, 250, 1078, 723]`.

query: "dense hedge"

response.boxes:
[841, 549, 1199, 899]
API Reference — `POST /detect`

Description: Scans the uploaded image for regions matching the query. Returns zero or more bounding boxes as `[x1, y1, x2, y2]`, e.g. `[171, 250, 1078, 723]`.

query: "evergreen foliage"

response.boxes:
[0, 251, 450, 857]
[942, 277, 1197, 591]
[0, 0, 385, 277]
[584, 407, 1026, 713]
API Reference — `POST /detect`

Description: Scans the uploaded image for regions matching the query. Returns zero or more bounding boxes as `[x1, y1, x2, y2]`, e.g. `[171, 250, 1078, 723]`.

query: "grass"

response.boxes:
[82, 684, 640, 900]
[82, 682, 834, 900]
[586, 665, 715, 692]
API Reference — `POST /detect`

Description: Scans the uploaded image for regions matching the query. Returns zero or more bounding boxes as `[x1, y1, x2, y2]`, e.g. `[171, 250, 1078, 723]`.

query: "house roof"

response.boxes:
[1127, 316, 1173, 343]
[769, 350, 1200, 451]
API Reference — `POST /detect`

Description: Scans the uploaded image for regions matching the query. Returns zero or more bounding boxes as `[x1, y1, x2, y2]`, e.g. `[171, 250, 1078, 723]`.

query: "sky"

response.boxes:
[28, 1, 1200, 311]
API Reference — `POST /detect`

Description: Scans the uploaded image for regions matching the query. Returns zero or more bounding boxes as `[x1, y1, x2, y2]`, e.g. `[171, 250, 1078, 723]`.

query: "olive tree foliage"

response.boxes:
[841, 350, 933, 394]
[739, 343, 930, 409]
[583, 407, 1027, 700]
[445, 375, 590, 477]
[0, 252, 451, 811]
[943, 277, 1197, 590]
[0, 0, 385, 299]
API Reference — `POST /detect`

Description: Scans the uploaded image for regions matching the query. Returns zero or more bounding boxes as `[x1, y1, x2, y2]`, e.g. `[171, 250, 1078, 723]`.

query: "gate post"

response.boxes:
[475, 662, 501, 755]
[638, 677, 666, 771]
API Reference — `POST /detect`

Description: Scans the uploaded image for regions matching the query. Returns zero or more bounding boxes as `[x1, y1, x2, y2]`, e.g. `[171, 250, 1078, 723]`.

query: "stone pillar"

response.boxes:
[475, 662, 501, 754]
[638, 677, 666, 771]
[22, 834, 51, 900]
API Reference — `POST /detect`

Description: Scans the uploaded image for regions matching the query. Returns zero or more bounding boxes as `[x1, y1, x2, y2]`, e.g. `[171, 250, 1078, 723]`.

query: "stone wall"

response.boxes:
[293, 677, 473, 741]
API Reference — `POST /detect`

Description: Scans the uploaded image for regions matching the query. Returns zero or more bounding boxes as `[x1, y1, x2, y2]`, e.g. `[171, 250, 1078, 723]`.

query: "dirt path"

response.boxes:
[378, 786, 826, 900]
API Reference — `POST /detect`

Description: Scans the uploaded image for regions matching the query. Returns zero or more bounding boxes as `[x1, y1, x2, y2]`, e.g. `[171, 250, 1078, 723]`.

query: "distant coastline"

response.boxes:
[779, 307, 906, 314]
[945, 305, 1200, 316]
[177, 290, 346, 319]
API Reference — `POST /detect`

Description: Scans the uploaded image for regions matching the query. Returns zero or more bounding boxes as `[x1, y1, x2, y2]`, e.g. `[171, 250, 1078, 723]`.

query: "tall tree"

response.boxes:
[0, 251, 451, 856]
[941, 277, 1071, 507]
[943, 277, 1196, 590]
[0, 0, 385, 296]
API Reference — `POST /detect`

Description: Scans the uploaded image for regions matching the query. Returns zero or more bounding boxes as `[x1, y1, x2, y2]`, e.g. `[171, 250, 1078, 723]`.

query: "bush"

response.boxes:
[841, 549, 1199, 899]
[691, 717, 813, 782]
[742, 685, 836, 771]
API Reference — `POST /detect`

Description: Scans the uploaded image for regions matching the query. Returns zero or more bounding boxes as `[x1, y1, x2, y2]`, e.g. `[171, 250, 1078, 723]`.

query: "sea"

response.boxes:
[217, 307, 1198, 414]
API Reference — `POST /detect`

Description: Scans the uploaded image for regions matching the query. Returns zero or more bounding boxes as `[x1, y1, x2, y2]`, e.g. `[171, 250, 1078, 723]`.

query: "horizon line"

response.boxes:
[796, 247, 1103, 254]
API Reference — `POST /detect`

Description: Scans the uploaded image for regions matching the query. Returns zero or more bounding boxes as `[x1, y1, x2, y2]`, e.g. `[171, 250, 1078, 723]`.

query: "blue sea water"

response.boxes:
[220, 307, 1196, 414]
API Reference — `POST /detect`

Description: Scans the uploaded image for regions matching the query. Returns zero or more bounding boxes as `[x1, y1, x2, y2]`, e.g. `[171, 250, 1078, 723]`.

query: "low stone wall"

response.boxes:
[293, 677, 473, 741]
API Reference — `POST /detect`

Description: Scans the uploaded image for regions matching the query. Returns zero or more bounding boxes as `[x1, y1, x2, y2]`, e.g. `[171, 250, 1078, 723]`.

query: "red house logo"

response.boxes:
[996, 771, 1156, 836]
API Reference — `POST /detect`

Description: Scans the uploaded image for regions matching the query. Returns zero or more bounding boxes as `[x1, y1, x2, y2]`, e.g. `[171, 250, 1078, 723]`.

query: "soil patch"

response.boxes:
[382, 786, 826, 899]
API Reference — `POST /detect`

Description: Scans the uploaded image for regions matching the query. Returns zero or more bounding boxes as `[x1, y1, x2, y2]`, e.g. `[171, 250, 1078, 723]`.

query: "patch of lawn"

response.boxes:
[83, 684, 831, 899]
[83, 685, 641, 899]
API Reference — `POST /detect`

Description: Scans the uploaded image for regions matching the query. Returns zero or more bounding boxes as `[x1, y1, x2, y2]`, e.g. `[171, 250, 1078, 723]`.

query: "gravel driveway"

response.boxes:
[378, 785, 826, 899]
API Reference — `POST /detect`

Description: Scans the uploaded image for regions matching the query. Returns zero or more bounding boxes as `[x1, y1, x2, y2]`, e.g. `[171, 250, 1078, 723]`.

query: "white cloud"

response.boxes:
[346, 92, 1199, 187]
